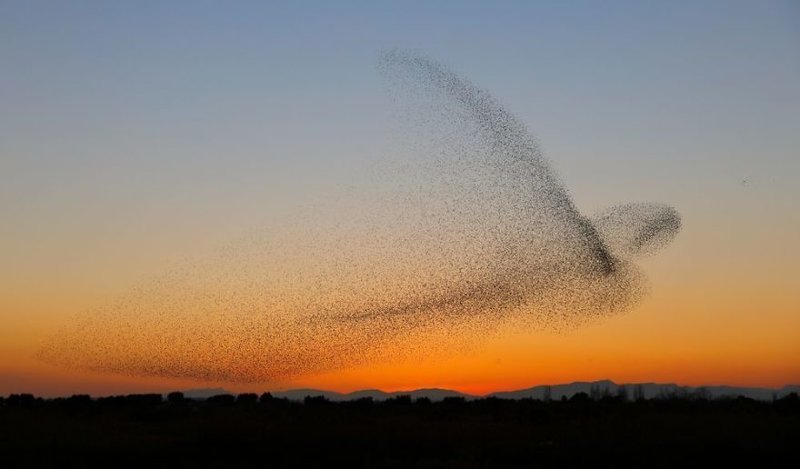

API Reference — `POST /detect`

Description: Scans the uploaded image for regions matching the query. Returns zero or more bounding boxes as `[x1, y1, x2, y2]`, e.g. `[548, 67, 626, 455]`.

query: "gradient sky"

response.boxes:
[1, 0, 799, 396]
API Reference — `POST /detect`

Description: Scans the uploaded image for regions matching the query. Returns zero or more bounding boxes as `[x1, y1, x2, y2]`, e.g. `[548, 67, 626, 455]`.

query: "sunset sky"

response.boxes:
[2, 1, 799, 397]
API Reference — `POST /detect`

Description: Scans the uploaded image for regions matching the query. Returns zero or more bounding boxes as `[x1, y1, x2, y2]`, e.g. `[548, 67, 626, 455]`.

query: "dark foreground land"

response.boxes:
[2, 392, 798, 468]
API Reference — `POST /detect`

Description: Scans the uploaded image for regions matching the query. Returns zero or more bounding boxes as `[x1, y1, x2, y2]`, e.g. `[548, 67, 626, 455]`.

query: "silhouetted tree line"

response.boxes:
[7, 389, 797, 409]
[1, 391, 798, 467]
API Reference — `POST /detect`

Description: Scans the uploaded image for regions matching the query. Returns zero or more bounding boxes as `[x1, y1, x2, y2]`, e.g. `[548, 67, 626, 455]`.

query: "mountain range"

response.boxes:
[181, 380, 800, 401]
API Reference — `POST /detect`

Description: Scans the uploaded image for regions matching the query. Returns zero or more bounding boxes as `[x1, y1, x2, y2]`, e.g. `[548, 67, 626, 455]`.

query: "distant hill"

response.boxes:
[180, 388, 232, 399]
[488, 381, 800, 401]
[260, 381, 799, 402]
[270, 387, 471, 402]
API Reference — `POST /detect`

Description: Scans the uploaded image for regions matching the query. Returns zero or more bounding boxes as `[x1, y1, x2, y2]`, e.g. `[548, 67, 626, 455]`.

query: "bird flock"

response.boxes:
[40, 51, 681, 383]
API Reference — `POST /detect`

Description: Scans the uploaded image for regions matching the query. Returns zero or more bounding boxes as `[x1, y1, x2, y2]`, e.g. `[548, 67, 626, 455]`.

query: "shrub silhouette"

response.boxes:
[236, 393, 258, 405]
[207, 394, 235, 405]
[303, 395, 330, 407]
[569, 392, 591, 403]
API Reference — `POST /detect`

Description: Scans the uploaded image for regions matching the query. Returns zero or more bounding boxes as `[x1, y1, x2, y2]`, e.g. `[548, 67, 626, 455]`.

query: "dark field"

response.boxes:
[2, 392, 798, 468]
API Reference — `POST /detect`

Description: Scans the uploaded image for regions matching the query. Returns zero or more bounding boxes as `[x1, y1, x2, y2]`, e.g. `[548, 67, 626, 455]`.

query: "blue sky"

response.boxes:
[1, 0, 798, 288]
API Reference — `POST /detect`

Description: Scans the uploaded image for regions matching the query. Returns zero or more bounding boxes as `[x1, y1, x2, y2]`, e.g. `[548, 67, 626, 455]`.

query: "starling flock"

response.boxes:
[40, 51, 681, 383]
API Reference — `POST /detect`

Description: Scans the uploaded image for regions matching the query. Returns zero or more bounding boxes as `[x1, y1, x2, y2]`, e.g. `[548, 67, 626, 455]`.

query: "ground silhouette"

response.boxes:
[2, 390, 798, 467]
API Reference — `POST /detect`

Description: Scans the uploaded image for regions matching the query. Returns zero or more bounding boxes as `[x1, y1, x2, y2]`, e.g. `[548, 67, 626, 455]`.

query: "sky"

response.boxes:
[1, 0, 799, 396]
